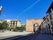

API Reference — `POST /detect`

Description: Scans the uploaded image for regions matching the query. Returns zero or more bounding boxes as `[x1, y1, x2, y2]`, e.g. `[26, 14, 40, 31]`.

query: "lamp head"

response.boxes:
[0, 6, 2, 15]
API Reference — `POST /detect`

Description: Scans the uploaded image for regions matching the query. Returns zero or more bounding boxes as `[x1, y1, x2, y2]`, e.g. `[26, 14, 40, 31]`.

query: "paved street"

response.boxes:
[0, 31, 32, 40]
[14, 33, 53, 40]
[1, 31, 53, 40]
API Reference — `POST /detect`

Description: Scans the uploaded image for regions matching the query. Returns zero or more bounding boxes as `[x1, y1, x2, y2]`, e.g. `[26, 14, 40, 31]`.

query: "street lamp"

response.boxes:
[0, 6, 2, 15]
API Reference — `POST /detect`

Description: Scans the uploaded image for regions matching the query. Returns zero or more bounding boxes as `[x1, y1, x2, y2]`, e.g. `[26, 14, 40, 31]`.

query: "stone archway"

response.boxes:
[26, 19, 43, 32]
[33, 23, 39, 32]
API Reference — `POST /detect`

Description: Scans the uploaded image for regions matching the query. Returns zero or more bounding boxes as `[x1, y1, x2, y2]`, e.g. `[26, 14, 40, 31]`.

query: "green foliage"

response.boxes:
[10, 25, 16, 29]
[9, 25, 26, 31]
[7, 27, 10, 30]
[0, 23, 2, 29]
[0, 21, 26, 31]
[16, 26, 26, 31]
[1, 21, 8, 29]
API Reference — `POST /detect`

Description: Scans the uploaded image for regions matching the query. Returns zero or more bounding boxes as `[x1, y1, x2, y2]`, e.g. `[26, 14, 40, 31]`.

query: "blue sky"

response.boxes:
[0, 0, 53, 24]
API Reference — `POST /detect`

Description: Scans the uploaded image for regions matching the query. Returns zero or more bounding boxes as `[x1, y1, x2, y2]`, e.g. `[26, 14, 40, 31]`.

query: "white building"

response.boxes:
[7, 20, 21, 27]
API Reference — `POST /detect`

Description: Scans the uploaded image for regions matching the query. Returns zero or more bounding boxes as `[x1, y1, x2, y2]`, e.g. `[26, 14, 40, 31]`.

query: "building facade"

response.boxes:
[26, 19, 43, 32]
[0, 20, 22, 27]
[43, 2, 53, 33]
[7, 20, 21, 27]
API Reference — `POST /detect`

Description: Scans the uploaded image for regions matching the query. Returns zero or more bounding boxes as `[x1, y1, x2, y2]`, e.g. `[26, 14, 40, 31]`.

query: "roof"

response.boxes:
[43, 15, 48, 21]
[46, 2, 53, 13]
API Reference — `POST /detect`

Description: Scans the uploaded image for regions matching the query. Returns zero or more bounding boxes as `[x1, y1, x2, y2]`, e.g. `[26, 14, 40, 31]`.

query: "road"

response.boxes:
[0, 32, 32, 40]
[1, 32, 53, 40]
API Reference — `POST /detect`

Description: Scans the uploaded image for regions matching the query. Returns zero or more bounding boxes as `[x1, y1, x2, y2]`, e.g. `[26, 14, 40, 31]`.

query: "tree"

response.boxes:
[9, 25, 17, 31]
[1, 21, 8, 29]
[0, 23, 2, 29]
[15, 25, 26, 31]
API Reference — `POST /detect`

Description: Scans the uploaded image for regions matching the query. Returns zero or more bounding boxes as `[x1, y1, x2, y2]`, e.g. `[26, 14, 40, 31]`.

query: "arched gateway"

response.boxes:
[26, 19, 43, 32]
[33, 23, 39, 32]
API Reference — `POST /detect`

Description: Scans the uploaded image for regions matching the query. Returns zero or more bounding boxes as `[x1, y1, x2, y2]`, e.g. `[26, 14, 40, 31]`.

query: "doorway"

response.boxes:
[33, 23, 39, 33]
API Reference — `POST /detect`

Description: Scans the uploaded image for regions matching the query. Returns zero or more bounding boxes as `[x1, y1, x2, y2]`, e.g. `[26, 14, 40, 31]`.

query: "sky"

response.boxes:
[0, 0, 53, 24]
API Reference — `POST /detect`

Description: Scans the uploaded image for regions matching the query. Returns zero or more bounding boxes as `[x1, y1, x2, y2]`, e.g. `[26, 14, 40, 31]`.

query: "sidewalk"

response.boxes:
[0, 31, 32, 39]
[34, 33, 53, 40]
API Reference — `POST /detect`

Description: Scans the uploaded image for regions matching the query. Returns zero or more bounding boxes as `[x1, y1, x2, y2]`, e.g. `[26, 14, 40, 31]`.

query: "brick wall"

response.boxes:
[26, 19, 43, 32]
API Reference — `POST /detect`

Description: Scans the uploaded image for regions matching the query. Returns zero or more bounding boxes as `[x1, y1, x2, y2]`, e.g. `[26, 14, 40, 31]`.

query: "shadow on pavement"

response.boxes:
[0, 32, 40, 40]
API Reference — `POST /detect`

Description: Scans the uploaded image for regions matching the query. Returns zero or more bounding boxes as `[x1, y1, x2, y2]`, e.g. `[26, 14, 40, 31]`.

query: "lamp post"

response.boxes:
[0, 6, 2, 15]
